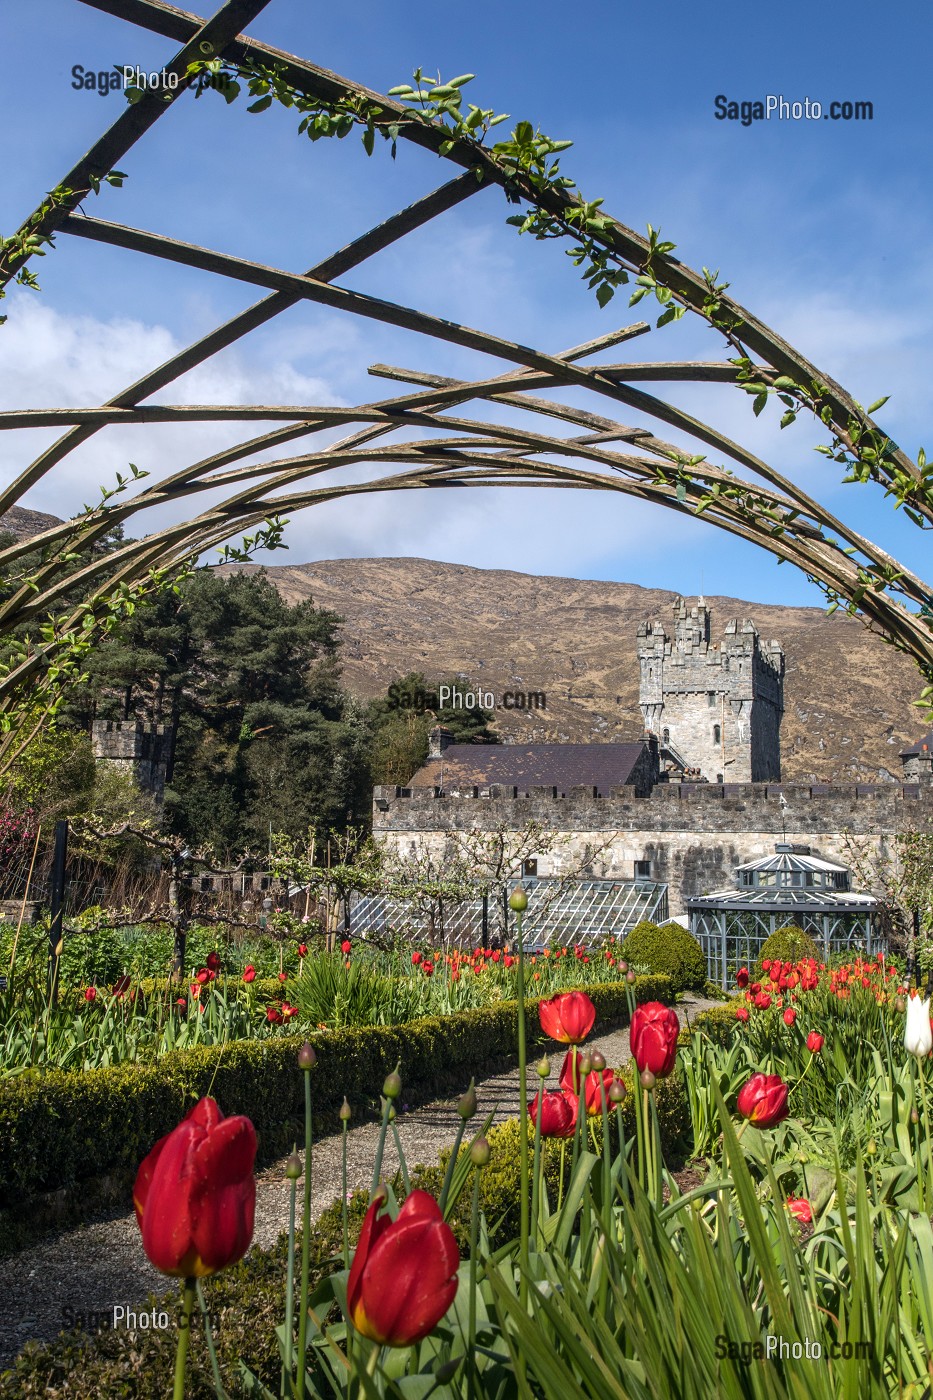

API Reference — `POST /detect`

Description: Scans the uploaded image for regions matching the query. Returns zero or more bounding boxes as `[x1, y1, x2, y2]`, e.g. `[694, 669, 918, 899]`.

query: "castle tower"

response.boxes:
[637, 597, 784, 783]
[91, 719, 172, 805]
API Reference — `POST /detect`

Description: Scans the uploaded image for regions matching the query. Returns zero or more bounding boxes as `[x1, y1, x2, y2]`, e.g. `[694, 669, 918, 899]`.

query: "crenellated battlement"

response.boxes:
[638, 597, 784, 783]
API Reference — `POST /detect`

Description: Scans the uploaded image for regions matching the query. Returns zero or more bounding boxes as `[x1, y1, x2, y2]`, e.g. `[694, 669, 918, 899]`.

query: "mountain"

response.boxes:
[227, 557, 929, 784]
[0, 506, 62, 540]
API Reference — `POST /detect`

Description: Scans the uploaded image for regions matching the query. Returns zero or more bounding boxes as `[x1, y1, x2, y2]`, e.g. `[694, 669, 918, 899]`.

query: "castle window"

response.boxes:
[522, 858, 538, 877]
[662, 727, 670, 744]
[708, 691, 716, 707]
[634, 859, 652, 879]
[713, 724, 721, 744]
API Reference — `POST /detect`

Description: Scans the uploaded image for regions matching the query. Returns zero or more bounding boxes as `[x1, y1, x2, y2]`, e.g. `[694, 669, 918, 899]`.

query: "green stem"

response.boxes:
[195, 1280, 227, 1400]
[173, 1277, 196, 1400]
[391, 1119, 410, 1195]
[284, 1167, 298, 1397]
[468, 1164, 481, 1397]
[557, 1139, 566, 1213]
[370, 1091, 394, 1197]
[530, 1084, 543, 1248]
[341, 1119, 350, 1269]
[514, 907, 530, 1296]
[296, 1071, 313, 1400]
[917, 1054, 933, 1215]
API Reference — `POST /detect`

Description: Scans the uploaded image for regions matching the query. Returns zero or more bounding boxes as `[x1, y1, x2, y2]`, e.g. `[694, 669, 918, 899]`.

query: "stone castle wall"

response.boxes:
[91, 720, 171, 803]
[373, 782, 933, 916]
[638, 600, 784, 783]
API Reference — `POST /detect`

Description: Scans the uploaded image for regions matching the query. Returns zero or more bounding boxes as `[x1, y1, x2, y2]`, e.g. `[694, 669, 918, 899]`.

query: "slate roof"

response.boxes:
[901, 730, 933, 757]
[410, 742, 648, 796]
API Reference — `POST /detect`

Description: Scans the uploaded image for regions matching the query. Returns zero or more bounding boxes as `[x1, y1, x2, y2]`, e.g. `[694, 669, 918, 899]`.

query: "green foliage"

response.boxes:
[757, 924, 821, 972]
[620, 919, 707, 992]
[0, 974, 670, 1246]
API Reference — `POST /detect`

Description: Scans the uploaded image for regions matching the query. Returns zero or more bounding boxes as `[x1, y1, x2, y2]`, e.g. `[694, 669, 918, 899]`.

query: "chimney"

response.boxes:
[428, 725, 455, 759]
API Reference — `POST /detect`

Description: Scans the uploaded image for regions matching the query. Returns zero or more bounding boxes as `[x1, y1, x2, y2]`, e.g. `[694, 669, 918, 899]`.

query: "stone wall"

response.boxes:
[91, 720, 171, 803]
[638, 598, 784, 784]
[373, 781, 933, 916]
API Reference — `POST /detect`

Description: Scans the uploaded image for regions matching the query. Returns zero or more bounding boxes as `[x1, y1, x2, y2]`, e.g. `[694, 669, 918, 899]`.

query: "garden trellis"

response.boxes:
[3, 0, 933, 772]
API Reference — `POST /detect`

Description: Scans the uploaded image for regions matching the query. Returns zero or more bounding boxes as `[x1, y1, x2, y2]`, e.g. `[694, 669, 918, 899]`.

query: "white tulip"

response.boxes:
[905, 994, 933, 1058]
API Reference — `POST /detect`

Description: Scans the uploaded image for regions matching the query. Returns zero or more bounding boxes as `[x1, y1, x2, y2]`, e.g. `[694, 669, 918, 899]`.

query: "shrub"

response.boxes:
[689, 1000, 746, 1047]
[619, 920, 707, 992]
[756, 925, 821, 974]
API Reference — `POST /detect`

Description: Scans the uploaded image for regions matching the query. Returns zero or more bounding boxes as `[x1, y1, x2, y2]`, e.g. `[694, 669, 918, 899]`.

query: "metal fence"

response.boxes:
[345, 876, 669, 949]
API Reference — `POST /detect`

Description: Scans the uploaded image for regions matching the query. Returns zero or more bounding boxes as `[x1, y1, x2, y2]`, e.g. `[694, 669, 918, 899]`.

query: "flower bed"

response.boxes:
[0, 974, 673, 1253]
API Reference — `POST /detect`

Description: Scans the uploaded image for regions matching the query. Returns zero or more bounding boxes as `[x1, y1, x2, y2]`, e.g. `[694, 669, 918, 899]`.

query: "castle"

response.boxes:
[91, 719, 172, 804]
[638, 598, 784, 783]
[372, 598, 933, 916]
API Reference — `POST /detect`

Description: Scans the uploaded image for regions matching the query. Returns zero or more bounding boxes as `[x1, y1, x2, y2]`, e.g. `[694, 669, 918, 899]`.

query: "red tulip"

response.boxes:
[176, 997, 187, 1007]
[266, 1007, 283, 1024]
[583, 1068, 617, 1116]
[297, 944, 308, 958]
[411, 951, 422, 965]
[133, 1097, 256, 1277]
[83, 986, 97, 1003]
[754, 992, 771, 1011]
[806, 1031, 824, 1054]
[282, 1002, 299, 1020]
[196, 968, 211, 985]
[528, 1089, 576, 1138]
[735, 1007, 749, 1022]
[243, 965, 256, 983]
[783, 1007, 797, 1026]
[423, 960, 434, 977]
[538, 991, 596, 1045]
[112, 975, 131, 999]
[785, 1196, 812, 1225]
[629, 1001, 680, 1078]
[737, 1073, 789, 1128]
[206, 951, 221, 972]
[736, 967, 749, 989]
[278, 972, 288, 984]
[341, 940, 352, 955]
[347, 1190, 459, 1345]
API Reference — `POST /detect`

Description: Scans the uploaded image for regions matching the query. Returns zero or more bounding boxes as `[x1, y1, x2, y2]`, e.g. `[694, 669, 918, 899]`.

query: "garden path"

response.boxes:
[0, 991, 719, 1365]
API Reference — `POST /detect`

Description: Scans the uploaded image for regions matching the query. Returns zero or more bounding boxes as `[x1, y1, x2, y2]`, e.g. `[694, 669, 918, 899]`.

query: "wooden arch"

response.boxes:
[1, 0, 931, 760]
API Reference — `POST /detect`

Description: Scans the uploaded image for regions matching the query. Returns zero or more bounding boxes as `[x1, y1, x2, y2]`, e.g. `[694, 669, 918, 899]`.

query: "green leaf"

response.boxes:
[595, 282, 614, 308]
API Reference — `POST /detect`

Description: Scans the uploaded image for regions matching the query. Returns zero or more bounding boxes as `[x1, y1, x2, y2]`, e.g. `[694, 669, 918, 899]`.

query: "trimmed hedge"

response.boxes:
[619, 920, 707, 992]
[0, 1062, 692, 1398]
[0, 974, 672, 1252]
[756, 925, 821, 974]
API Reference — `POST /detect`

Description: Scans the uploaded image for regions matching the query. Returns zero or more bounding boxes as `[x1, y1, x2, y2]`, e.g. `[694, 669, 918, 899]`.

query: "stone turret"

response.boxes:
[637, 597, 784, 783]
[91, 719, 172, 804]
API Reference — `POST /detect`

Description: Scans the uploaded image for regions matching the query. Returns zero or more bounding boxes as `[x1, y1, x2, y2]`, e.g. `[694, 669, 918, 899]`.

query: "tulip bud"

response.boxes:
[340, 1097, 352, 1123]
[381, 1098, 396, 1122]
[536, 1055, 551, 1079]
[625, 970, 636, 984]
[285, 1152, 302, 1181]
[608, 1079, 627, 1104]
[895, 996, 907, 1014]
[470, 1136, 491, 1167]
[639, 1069, 656, 1090]
[298, 1042, 317, 1070]
[383, 1070, 402, 1100]
[435, 1358, 462, 1384]
[589, 1049, 606, 1071]
[509, 885, 528, 912]
[867, 1138, 877, 1156]
[457, 1082, 477, 1120]
[617, 960, 628, 973]
[912, 1106, 920, 1124]
[578, 1053, 592, 1076]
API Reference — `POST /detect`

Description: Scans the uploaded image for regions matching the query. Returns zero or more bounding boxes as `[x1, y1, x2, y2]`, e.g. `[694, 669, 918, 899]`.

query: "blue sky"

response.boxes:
[1, 0, 931, 609]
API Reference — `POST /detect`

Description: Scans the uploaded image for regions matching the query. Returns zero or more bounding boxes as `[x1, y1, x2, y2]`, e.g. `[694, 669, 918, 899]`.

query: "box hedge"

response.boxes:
[0, 974, 672, 1252]
[619, 920, 707, 992]
[0, 1061, 691, 1398]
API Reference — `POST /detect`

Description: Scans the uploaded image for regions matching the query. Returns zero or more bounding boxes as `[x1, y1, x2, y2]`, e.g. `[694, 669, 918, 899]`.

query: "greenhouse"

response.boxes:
[687, 844, 880, 988]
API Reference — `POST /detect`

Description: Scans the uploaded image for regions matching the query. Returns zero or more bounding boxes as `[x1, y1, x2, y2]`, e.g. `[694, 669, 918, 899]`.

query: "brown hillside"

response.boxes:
[232, 557, 928, 783]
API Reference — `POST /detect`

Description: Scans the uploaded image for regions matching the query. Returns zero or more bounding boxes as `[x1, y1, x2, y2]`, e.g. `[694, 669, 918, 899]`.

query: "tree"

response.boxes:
[368, 671, 499, 786]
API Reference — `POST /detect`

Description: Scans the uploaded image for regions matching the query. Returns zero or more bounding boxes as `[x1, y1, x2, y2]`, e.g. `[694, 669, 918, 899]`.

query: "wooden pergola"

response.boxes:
[2, 0, 932, 764]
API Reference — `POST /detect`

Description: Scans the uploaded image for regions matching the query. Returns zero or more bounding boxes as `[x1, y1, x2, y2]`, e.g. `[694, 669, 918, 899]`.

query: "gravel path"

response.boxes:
[0, 994, 718, 1366]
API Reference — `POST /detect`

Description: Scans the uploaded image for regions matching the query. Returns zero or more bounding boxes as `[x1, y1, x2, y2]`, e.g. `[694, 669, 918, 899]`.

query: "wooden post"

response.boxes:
[47, 819, 68, 1000]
